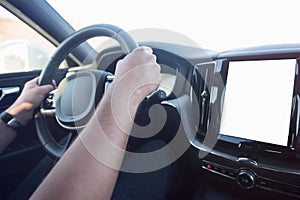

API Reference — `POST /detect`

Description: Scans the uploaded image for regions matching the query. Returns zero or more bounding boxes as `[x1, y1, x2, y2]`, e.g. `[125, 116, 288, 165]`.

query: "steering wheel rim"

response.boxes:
[35, 24, 138, 158]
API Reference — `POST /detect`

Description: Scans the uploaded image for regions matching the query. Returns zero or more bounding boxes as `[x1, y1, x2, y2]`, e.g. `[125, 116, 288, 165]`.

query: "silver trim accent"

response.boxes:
[190, 138, 237, 161]
[40, 108, 56, 116]
[40, 89, 57, 116]
[161, 99, 179, 110]
[236, 157, 258, 167]
[195, 61, 217, 69]
[55, 115, 86, 130]
[106, 75, 115, 82]
[105, 75, 114, 92]
[191, 61, 219, 150]
[264, 149, 282, 154]
[0, 87, 20, 101]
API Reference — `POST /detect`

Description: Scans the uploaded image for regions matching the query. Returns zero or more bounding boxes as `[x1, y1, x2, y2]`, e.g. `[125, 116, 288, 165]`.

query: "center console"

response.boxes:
[190, 57, 300, 198]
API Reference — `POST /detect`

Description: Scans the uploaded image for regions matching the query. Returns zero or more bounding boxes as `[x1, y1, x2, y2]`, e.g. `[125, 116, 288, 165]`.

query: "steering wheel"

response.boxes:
[35, 24, 138, 158]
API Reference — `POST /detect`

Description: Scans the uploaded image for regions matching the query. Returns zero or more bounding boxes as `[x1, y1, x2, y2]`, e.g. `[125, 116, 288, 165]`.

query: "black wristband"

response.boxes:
[0, 111, 13, 123]
[0, 111, 24, 132]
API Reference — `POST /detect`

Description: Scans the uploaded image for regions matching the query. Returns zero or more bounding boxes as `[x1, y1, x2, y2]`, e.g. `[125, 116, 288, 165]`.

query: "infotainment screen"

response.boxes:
[220, 59, 296, 146]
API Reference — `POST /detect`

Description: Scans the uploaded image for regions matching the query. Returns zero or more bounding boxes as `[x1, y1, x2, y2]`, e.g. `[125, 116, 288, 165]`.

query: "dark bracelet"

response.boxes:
[0, 111, 24, 132]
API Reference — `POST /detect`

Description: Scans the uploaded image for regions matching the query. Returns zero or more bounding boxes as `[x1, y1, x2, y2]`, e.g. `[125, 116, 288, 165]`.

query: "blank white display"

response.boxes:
[220, 59, 295, 146]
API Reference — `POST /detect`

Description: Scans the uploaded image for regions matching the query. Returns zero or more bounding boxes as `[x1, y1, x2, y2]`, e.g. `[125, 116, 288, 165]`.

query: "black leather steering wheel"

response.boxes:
[35, 24, 138, 158]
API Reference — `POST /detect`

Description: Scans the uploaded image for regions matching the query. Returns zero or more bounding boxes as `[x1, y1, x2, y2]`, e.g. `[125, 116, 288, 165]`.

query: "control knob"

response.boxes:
[236, 170, 256, 189]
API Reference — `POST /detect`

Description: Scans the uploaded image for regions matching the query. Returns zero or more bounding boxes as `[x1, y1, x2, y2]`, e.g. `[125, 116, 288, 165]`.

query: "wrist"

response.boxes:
[6, 103, 33, 126]
[100, 83, 141, 135]
[107, 81, 143, 110]
[0, 111, 25, 133]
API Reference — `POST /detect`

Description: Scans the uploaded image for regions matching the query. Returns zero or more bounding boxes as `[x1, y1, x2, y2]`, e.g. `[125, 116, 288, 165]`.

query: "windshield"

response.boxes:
[48, 0, 300, 52]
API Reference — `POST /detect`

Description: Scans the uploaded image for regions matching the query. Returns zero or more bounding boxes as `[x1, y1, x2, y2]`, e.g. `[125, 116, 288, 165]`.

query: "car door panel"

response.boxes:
[0, 69, 67, 199]
[0, 71, 40, 111]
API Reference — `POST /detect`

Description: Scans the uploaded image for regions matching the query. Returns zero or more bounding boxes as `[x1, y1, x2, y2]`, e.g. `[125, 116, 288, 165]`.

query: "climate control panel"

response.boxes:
[202, 160, 300, 198]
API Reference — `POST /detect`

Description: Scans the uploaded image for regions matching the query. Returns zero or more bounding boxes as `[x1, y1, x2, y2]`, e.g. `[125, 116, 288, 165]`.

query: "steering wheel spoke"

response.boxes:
[40, 89, 57, 117]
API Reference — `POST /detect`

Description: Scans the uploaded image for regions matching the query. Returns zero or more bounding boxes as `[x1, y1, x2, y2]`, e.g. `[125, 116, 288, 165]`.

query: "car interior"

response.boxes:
[0, 0, 299, 200]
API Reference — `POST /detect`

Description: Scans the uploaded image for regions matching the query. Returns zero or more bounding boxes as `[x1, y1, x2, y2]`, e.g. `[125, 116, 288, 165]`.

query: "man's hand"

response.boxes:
[113, 46, 161, 105]
[6, 77, 55, 125]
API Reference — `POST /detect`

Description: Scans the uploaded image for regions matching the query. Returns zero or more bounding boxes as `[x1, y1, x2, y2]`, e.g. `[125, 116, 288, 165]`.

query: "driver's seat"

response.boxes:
[7, 155, 56, 200]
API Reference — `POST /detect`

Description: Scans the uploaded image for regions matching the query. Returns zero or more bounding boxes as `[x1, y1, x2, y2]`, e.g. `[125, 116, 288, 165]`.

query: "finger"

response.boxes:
[149, 54, 157, 63]
[30, 77, 40, 84]
[24, 77, 39, 88]
[141, 46, 153, 54]
[134, 46, 153, 55]
[37, 84, 55, 95]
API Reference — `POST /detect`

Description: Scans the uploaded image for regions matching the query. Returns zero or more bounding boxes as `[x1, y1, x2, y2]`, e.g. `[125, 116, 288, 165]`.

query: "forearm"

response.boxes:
[0, 78, 55, 155]
[30, 85, 141, 200]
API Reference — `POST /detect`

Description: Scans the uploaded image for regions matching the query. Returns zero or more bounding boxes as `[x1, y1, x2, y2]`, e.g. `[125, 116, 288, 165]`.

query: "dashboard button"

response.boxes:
[227, 170, 235, 177]
[238, 142, 259, 153]
[237, 170, 256, 189]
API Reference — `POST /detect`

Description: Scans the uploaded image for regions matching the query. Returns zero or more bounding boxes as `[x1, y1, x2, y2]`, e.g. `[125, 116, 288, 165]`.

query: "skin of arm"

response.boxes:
[0, 77, 55, 154]
[30, 46, 161, 200]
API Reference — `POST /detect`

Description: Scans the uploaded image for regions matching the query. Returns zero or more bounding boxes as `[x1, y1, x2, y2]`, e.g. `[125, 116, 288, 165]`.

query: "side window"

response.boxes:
[0, 8, 56, 74]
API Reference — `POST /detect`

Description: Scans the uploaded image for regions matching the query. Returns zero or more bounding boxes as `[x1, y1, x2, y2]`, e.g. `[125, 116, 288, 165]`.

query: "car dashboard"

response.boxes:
[93, 42, 300, 199]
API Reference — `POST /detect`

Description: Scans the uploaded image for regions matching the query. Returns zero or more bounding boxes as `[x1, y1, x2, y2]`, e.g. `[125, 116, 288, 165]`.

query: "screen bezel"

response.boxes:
[219, 59, 297, 147]
[194, 58, 300, 158]
[214, 59, 300, 150]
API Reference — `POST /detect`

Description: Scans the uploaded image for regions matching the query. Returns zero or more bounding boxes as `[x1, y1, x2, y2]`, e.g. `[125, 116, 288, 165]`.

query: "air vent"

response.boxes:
[194, 61, 216, 135]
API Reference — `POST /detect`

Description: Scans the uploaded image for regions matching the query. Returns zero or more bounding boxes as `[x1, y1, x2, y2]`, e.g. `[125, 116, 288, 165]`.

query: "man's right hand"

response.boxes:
[113, 46, 161, 105]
